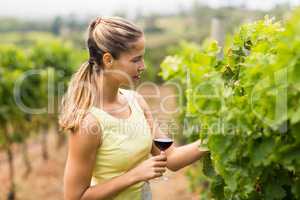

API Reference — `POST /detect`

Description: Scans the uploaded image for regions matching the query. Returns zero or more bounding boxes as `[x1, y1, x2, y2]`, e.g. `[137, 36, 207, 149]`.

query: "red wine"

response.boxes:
[153, 138, 173, 151]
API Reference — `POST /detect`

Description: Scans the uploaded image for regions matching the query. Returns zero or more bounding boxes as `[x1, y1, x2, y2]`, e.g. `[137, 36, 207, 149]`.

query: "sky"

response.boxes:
[0, 0, 299, 19]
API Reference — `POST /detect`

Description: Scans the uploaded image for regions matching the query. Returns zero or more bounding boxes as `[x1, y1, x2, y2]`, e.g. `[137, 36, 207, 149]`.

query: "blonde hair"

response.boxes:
[59, 16, 143, 132]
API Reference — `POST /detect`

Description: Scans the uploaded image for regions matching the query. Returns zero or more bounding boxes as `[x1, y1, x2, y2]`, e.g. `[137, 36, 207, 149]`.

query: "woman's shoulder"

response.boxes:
[83, 112, 102, 131]
[69, 113, 102, 150]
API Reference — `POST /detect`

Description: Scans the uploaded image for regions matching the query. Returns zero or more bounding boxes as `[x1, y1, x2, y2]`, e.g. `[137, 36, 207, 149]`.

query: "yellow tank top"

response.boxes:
[88, 88, 153, 200]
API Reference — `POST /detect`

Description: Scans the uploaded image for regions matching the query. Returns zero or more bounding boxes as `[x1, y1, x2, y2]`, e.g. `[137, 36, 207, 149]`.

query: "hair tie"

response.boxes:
[88, 58, 94, 66]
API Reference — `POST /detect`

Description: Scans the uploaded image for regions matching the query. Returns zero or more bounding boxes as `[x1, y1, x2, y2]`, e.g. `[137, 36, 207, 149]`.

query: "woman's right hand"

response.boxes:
[129, 151, 168, 182]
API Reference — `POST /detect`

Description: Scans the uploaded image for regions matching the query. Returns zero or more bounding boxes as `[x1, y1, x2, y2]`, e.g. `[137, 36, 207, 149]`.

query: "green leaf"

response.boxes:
[264, 183, 286, 200]
[202, 152, 216, 178]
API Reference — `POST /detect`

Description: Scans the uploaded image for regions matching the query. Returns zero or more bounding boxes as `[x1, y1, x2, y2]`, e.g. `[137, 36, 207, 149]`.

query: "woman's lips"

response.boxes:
[132, 75, 141, 80]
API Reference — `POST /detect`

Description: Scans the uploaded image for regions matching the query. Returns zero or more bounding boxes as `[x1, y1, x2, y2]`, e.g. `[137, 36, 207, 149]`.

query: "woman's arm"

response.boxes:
[64, 113, 168, 200]
[135, 91, 209, 172]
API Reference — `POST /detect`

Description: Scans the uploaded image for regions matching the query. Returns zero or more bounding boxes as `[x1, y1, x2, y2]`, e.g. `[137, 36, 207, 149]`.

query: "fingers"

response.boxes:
[154, 172, 163, 178]
[153, 161, 167, 167]
[152, 154, 167, 161]
[153, 167, 166, 173]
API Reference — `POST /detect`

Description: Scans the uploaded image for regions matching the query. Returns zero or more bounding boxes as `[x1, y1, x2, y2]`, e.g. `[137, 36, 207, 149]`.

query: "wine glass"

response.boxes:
[153, 126, 174, 181]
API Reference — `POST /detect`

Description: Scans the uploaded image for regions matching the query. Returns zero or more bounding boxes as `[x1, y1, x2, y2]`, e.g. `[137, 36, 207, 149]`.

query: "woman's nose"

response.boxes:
[138, 68, 144, 75]
[138, 62, 145, 72]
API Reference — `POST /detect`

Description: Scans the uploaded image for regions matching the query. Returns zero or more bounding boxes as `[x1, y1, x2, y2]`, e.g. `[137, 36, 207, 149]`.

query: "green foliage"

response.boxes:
[160, 8, 300, 200]
[0, 45, 32, 122]
[0, 39, 83, 146]
[30, 40, 80, 100]
[202, 153, 216, 178]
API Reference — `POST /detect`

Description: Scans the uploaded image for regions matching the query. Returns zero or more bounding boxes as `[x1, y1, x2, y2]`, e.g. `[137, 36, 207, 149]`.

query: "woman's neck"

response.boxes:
[95, 74, 120, 105]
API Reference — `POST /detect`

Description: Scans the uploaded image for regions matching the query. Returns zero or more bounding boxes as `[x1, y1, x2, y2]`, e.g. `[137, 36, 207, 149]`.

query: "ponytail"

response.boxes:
[58, 61, 96, 132]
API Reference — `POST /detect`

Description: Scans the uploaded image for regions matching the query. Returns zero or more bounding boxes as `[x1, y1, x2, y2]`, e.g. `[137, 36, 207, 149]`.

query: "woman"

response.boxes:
[59, 16, 208, 200]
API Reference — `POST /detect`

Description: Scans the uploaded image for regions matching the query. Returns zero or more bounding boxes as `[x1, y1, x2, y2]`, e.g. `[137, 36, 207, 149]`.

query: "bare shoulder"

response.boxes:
[68, 112, 102, 152]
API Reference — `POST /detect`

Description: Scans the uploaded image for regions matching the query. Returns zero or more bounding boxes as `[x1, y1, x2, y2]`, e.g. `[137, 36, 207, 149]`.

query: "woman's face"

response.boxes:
[109, 36, 146, 86]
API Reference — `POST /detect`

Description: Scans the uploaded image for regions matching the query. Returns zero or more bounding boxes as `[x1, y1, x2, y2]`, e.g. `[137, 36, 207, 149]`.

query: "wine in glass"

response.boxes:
[153, 136, 174, 181]
[153, 138, 173, 151]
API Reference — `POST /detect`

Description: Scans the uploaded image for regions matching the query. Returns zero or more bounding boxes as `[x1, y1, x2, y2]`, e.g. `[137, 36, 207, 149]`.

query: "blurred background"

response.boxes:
[0, 0, 299, 199]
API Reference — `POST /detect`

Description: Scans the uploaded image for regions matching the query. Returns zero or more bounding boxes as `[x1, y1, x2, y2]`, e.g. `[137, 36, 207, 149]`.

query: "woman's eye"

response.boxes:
[132, 56, 143, 63]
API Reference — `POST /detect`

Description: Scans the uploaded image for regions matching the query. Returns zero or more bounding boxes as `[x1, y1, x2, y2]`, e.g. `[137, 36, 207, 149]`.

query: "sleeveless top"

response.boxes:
[88, 88, 153, 200]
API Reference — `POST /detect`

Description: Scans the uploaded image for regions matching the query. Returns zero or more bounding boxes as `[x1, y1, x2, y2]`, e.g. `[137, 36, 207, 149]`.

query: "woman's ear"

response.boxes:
[102, 52, 114, 69]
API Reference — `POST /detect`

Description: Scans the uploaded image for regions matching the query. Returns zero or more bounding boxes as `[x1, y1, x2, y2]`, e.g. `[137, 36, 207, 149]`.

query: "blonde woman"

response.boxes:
[59, 17, 208, 200]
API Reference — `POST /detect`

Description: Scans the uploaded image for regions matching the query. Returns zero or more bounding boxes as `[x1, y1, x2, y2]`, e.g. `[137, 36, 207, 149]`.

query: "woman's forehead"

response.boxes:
[126, 37, 145, 56]
[132, 37, 145, 51]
